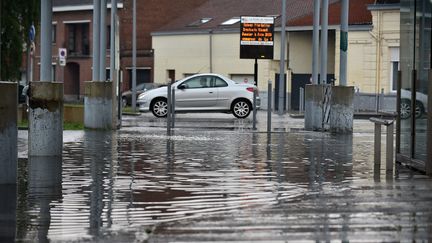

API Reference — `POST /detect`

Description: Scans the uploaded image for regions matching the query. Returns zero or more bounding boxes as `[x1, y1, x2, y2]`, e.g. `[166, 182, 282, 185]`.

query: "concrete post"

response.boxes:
[0, 184, 17, 241]
[339, 0, 349, 86]
[84, 81, 113, 130]
[92, 0, 101, 81]
[304, 84, 324, 131]
[278, 0, 287, 115]
[99, 0, 107, 81]
[29, 82, 63, 157]
[312, 0, 320, 85]
[329, 86, 354, 133]
[40, 0, 53, 81]
[0, 82, 17, 184]
[320, 0, 329, 84]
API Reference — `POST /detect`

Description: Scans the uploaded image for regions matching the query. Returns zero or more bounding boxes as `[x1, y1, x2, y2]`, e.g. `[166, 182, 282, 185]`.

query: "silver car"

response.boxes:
[137, 73, 260, 118]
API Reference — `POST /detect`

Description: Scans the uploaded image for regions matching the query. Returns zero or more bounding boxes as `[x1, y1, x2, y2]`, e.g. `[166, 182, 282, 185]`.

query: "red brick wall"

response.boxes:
[32, 0, 207, 99]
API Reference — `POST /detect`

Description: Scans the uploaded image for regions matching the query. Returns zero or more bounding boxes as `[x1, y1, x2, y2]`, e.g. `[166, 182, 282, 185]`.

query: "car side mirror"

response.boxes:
[178, 84, 186, 90]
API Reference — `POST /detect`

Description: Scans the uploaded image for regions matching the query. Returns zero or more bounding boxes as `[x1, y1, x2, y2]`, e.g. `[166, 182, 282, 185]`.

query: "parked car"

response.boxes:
[121, 83, 161, 107]
[137, 73, 260, 118]
[400, 89, 428, 119]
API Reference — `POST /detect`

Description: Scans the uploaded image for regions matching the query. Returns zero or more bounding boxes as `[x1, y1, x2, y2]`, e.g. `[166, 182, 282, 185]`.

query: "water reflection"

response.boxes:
[0, 185, 16, 243]
[11, 128, 432, 242]
[25, 156, 62, 243]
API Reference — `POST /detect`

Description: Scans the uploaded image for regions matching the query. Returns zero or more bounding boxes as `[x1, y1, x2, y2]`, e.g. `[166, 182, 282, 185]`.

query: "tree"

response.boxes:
[0, 0, 39, 81]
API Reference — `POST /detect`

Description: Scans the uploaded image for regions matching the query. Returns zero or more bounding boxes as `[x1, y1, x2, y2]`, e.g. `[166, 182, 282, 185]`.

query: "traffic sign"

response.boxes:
[29, 25, 36, 42]
[59, 48, 67, 66]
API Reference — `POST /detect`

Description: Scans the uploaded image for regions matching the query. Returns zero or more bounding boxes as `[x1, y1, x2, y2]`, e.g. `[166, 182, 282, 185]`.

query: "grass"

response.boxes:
[18, 120, 84, 130]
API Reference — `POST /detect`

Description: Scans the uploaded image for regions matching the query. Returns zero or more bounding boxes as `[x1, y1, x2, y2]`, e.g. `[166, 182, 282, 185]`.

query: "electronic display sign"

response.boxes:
[240, 16, 274, 59]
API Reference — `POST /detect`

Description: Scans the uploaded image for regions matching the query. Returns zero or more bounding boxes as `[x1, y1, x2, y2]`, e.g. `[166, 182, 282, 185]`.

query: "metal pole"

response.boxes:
[171, 87, 175, 128]
[253, 90, 257, 130]
[374, 123, 381, 169]
[111, 0, 118, 125]
[110, 0, 116, 81]
[99, 0, 107, 81]
[40, 0, 53, 81]
[386, 123, 394, 173]
[339, 0, 349, 86]
[267, 80, 272, 134]
[312, 0, 320, 85]
[132, 0, 137, 111]
[92, 0, 101, 81]
[278, 0, 287, 115]
[320, 0, 329, 84]
[167, 83, 172, 136]
[0, 0, 2, 80]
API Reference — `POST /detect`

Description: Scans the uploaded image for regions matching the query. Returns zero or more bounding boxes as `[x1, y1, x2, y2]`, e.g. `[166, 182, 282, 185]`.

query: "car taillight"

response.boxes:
[246, 87, 255, 92]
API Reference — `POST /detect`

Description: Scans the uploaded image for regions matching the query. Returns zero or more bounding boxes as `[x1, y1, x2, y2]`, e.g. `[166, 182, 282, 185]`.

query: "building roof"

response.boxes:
[287, 0, 375, 27]
[53, 0, 123, 6]
[153, 0, 375, 35]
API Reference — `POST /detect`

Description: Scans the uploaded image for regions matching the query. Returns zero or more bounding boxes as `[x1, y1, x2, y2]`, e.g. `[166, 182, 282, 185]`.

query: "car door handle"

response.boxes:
[209, 91, 213, 94]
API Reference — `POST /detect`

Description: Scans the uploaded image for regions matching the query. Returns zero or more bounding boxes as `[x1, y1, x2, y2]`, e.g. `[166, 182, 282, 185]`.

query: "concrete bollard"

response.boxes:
[29, 82, 64, 157]
[0, 82, 18, 184]
[304, 84, 325, 131]
[84, 81, 114, 130]
[330, 86, 354, 133]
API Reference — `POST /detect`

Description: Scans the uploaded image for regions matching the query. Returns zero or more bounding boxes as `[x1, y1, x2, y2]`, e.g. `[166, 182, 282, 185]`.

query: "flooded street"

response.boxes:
[7, 112, 432, 242]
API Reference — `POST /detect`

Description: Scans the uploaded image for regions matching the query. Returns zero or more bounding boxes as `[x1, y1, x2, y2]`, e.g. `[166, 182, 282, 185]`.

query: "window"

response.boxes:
[187, 18, 212, 27]
[182, 76, 210, 89]
[52, 24, 57, 44]
[212, 77, 228, 87]
[66, 23, 90, 56]
[389, 47, 400, 91]
[67, 24, 76, 53]
[221, 17, 240, 25]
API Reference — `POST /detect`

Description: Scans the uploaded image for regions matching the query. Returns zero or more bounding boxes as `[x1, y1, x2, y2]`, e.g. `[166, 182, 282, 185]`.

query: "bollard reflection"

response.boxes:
[0, 185, 17, 243]
[27, 156, 63, 243]
[84, 131, 115, 238]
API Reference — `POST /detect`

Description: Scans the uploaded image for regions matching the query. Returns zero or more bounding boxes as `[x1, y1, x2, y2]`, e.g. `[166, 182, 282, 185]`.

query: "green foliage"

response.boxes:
[0, 0, 39, 81]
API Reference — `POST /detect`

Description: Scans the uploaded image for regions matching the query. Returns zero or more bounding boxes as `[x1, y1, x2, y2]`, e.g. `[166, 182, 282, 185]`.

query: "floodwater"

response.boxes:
[4, 114, 432, 242]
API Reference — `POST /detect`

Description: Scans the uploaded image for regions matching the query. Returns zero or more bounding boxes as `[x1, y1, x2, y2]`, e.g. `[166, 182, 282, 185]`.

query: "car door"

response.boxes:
[175, 75, 218, 110]
[212, 77, 233, 109]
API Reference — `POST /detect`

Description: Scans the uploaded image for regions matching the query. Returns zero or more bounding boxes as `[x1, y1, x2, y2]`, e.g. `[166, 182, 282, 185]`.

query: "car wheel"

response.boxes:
[122, 97, 127, 108]
[415, 100, 424, 119]
[400, 99, 411, 119]
[151, 98, 168, 118]
[232, 99, 251, 119]
[400, 99, 424, 119]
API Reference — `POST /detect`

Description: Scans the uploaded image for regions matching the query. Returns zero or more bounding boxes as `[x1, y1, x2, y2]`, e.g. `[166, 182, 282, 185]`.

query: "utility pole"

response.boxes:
[132, 0, 137, 111]
[0, 0, 2, 80]
[339, 0, 349, 86]
[278, 0, 287, 115]
[92, 0, 101, 80]
[320, 0, 329, 84]
[100, 0, 107, 80]
[312, 0, 320, 85]
[40, 0, 52, 81]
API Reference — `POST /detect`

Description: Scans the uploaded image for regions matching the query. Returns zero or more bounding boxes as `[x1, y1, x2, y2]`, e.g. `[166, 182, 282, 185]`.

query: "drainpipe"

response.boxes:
[375, 11, 382, 112]
[209, 30, 213, 73]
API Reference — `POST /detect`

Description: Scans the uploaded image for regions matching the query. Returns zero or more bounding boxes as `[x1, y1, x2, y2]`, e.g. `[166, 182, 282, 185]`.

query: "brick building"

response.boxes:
[31, 0, 206, 101]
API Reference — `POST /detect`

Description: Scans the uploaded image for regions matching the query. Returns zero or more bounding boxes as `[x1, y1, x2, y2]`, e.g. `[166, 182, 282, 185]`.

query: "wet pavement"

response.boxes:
[5, 111, 432, 242]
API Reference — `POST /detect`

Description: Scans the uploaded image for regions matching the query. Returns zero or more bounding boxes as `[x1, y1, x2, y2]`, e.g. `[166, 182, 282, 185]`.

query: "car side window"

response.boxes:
[212, 77, 228, 87]
[182, 76, 211, 89]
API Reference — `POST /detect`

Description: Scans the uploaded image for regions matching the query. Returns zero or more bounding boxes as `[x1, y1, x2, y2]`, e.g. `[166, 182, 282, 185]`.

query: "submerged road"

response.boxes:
[7, 111, 432, 242]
